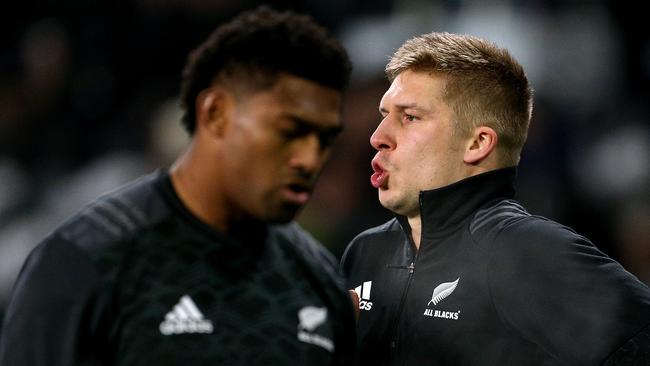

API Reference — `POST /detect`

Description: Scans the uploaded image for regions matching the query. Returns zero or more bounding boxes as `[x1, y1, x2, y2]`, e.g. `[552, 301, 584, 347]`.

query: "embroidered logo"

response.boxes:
[353, 281, 373, 311]
[428, 278, 459, 306]
[297, 306, 334, 352]
[423, 278, 461, 320]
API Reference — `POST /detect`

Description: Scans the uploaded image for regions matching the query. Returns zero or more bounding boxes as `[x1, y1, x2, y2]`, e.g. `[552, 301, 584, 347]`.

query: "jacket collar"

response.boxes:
[396, 167, 517, 241]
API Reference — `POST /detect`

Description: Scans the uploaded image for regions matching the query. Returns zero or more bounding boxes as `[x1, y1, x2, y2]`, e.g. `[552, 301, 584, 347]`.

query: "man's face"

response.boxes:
[370, 69, 468, 217]
[218, 74, 343, 223]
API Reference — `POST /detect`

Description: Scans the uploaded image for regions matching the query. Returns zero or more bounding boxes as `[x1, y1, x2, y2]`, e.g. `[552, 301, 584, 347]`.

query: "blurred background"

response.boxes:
[0, 0, 648, 325]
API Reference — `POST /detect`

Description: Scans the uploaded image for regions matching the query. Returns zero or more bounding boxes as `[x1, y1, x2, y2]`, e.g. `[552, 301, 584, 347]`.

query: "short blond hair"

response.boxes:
[386, 32, 533, 166]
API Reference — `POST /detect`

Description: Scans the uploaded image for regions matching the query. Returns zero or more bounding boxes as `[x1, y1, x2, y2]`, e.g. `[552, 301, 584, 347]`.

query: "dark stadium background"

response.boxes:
[1, 0, 648, 327]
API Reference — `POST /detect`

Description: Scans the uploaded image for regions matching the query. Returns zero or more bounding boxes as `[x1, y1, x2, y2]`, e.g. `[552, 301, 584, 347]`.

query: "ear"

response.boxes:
[463, 126, 497, 164]
[195, 87, 231, 137]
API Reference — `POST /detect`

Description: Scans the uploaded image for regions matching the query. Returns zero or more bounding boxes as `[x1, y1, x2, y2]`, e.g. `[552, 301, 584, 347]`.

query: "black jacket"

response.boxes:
[341, 167, 650, 365]
[0, 170, 356, 366]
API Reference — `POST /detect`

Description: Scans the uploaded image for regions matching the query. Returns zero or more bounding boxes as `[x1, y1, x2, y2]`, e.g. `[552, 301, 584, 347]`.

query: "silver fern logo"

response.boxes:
[297, 306, 334, 352]
[428, 278, 460, 306]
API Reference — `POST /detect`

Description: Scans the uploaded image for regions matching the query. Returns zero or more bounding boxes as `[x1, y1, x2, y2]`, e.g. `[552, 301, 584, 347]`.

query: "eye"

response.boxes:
[318, 130, 340, 148]
[404, 114, 419, 122]
[279, 127, 299, 139]
[279, 123, 308, 140]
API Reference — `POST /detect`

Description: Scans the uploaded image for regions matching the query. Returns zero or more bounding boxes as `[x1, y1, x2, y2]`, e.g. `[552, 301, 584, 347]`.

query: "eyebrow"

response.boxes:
[379, 103, 428, 115]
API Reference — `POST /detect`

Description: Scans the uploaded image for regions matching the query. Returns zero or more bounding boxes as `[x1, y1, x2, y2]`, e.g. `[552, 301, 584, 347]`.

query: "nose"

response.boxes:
[289, 134, 327, 177]
[370, 117, 394, 151]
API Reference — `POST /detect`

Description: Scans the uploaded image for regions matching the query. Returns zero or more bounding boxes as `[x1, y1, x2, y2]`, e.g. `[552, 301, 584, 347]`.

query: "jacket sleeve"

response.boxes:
[488, 217, 650, 366]
[0, 236, 103, 366]
[604, 322, 650, 365]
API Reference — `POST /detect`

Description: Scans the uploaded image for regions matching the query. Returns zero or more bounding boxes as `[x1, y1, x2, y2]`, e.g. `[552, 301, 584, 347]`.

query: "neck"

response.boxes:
[170, 141, 232, 233]
[169, 136, 270, 244]
[407, 215, 422, 251]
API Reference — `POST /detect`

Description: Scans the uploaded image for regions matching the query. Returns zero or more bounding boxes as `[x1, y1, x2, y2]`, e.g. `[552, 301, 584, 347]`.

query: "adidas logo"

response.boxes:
[353, 281, 373, 311]
[159, 295, 214, 335]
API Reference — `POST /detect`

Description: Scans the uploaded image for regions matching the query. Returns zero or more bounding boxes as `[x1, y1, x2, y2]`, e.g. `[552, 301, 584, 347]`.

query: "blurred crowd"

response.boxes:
[1, 0, 649, 323]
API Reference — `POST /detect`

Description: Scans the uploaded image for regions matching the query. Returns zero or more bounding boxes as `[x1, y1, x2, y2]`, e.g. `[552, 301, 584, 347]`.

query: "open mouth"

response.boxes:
[288, 183, 309, 194]
[283, 182, 312, 205]
[371, 159, 388, 189]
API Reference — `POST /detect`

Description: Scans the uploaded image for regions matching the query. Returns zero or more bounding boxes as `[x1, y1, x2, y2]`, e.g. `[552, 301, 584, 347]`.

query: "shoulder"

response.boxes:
[20, 233, 100, 283]
[478, 203, 650, 364]
[340, 218, 402, 273]
[346, 218, 402, 251]
[344, 218, 403, 255]
[272, 222, 338, 273]
[56, 170, 171, 260]
[5, 232, 102, 321]
[469, 199, 532, 239]
[469, 198, 591, 255]
[468, 198, 623, 285]
[476, 200, 637, 291]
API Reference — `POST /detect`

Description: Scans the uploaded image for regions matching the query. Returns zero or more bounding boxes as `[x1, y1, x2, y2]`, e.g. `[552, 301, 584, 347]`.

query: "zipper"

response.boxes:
[386, 246, 420, 357]
[389, 203, 424, 361]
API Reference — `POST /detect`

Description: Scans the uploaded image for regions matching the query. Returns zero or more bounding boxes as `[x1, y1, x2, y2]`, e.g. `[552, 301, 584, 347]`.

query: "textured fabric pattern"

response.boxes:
[0, 170, 355, 366]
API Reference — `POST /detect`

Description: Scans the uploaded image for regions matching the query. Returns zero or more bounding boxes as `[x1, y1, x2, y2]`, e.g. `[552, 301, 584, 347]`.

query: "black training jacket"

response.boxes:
[0, 170, 356, 366]
[341, 167, 650, 365]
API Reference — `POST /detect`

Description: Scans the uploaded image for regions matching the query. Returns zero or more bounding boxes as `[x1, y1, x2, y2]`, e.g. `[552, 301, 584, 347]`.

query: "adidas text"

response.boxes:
[359, 300, 373, 311]
[160, 319, 214, 335]
[353, 281, 373, 311]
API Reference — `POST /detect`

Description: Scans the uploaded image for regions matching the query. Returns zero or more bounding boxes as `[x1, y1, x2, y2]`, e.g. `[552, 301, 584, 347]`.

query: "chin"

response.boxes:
[378, 193, 398, 211]
[266, 216, 296, 224]
[379, 200, 399, 214]
[379, 197, 412, 217]
[264, 206, 302, 224]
